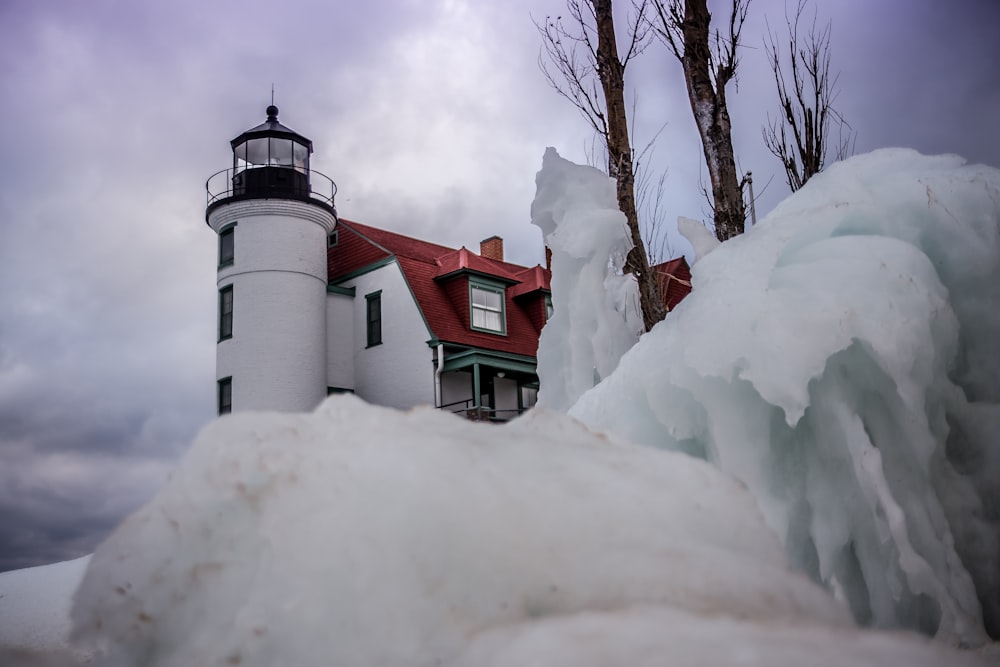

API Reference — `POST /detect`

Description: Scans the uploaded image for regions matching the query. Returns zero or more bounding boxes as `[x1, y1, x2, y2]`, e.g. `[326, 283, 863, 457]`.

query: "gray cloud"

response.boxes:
[0, 0, 998, 572]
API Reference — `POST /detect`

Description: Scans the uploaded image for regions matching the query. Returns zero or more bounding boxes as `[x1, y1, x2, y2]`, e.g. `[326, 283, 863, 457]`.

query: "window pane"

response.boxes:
[219, 228, 234, 265]
[243, 138, 269, 165]
[484, 290, 502, 310]
[220, 287, 233, 340]
[268, 138, 293, 166]
[293, 142, 309, 172]
[366, 293, 382, 346]
[218, 378, 232, 415]
[472, 306, 502, 332]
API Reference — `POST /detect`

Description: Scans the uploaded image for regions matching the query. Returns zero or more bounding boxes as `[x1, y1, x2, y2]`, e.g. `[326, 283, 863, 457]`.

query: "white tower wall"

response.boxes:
[209, 199, 335, 412]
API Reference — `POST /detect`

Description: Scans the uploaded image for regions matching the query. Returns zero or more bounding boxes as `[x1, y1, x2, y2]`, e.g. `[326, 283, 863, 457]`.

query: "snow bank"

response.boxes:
[572, 149, 1000, 645]
[67, 397, 890, 666]
[0, 555, 92, 662]
[530, 148, 641, 410]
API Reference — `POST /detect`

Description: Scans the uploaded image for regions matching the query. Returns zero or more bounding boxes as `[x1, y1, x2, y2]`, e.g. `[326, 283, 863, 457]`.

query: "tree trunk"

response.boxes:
[679, 0, 746, 241]
[592, 0, 667, 330]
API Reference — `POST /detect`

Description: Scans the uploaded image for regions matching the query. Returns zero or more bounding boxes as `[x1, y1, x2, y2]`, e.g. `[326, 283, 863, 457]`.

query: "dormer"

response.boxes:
[433, 247, 521, 336]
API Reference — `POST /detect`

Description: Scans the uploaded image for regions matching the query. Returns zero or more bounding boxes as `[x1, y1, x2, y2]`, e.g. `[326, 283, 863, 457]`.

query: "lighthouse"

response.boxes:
[206, 105, 337, 414]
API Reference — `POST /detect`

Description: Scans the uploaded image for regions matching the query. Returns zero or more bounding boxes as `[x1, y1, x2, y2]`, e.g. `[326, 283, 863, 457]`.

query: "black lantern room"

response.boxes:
[206, 105, 337, 220]
[231, 104, 311, 197]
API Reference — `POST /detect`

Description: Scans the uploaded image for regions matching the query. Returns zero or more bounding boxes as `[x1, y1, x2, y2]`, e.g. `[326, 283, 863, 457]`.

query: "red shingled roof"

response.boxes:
[330, 220, 551, 358]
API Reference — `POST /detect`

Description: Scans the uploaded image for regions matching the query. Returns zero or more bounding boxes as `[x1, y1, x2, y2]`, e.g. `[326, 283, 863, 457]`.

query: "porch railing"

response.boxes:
[437, 399, 526, 422]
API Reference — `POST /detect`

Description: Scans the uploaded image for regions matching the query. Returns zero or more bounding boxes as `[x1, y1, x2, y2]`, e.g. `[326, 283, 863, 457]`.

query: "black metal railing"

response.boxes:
[206, 165, 337, 217]
[437, 399, 527, 422]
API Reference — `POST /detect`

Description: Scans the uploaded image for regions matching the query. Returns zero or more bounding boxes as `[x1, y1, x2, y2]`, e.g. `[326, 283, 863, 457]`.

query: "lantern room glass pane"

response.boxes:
[268, 137, 293, 166]
[293, 141, 309, 172]
[235, 137, 269, 167]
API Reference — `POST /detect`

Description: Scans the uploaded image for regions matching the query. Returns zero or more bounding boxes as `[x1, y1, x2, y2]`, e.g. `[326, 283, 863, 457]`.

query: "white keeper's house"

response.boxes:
[206, 106, 553, 420]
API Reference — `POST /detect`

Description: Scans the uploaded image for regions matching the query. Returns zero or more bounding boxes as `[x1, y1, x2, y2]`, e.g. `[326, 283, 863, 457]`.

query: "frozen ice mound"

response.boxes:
[67, 398, 883, 666]
[572, 148, 1000, 645]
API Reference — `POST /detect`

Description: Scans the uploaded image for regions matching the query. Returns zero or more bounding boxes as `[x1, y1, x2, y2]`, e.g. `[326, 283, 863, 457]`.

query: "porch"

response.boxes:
[436, 348, 539, 422]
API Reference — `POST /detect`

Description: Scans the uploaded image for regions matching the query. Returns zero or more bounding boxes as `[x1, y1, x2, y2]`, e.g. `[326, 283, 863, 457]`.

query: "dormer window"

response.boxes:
[470, 279, 506, 334]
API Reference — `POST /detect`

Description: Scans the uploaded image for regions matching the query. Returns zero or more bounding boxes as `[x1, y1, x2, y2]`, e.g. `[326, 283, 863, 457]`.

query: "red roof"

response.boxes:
[330, 220, 551, 357]
[652, 257, 693, 311]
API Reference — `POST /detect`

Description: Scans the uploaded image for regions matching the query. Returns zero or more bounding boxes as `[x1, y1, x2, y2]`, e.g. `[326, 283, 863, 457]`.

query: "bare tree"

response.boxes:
[537, 0, 667, 332]
[650, 0, 750, 242]
[763, 0, 854, 192]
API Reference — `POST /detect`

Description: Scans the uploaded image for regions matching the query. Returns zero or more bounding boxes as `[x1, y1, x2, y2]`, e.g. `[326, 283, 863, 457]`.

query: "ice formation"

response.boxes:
[68, 398, 990, 666]
[571, 149, 1000, 645]
[531, 148, 642, 411]
[677, 214, 719, 262]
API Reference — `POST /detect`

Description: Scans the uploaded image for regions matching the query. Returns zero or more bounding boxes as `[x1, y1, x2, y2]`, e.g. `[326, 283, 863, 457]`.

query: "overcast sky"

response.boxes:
[0, 0, 997, 572]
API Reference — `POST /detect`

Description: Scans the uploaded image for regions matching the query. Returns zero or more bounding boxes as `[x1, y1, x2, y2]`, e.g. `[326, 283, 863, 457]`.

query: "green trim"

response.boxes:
[327, 386, 355, 395]
[326, 284, 356, 296]
[442, 349, 536, 375]
[469, 277, 507, 336]
[331, 256, 397, 284]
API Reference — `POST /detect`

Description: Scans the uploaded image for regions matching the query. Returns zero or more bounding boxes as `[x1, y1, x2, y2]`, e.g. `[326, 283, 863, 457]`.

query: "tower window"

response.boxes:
[366, 291, 382, 347]
[219, 225, 235, 267]
[219, 285, 233, 341]
[470, 280, 506, 334]
[218, 377, 232, 415]
[328, 230, 339, 247]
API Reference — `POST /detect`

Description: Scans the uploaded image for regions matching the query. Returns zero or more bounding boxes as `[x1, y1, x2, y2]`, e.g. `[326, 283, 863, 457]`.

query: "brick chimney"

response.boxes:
[480, 235, 504, 261]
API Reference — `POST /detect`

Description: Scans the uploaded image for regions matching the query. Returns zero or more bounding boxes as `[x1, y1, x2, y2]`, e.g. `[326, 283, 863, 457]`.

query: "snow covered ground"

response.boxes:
[1, 148, 998, 665]
[0, 555, 92, 664]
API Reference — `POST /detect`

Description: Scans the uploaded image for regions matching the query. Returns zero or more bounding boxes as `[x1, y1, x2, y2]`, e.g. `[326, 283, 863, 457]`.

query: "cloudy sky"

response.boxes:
[0, 0, 997, 572]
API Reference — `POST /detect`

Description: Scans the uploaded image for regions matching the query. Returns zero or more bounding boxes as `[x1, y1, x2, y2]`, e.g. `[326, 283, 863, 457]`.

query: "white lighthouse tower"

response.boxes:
[206, 105, 337, 414]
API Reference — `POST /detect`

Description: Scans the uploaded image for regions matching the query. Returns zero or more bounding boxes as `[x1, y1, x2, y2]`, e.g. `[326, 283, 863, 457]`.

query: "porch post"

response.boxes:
[472, 363, 481, 408]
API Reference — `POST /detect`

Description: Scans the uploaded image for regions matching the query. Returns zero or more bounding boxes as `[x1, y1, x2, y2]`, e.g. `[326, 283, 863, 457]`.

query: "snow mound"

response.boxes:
[0, 555, 92, 663]
[454, 605, 988, 667]
[69, 397, 863, 666]
[571, 148, 1000, 645]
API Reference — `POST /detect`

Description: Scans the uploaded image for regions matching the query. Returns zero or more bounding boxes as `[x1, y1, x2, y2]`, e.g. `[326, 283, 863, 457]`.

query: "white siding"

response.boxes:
[326, 292, 355, 392]
[339, 261, 434, 409]
[441, 371, 472, 411]
[493, 376, 520, 414]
